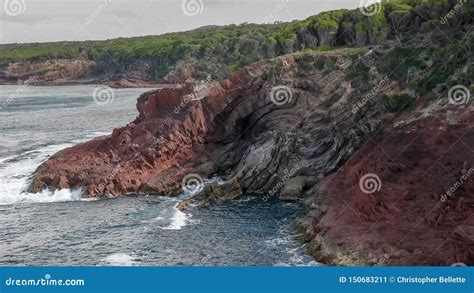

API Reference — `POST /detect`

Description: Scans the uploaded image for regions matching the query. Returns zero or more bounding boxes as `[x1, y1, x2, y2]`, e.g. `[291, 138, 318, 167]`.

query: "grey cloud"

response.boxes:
[0, 0, 363, 44]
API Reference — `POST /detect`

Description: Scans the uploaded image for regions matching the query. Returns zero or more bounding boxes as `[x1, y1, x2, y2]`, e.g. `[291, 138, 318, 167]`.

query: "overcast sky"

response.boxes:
[0, 0, 374, 44]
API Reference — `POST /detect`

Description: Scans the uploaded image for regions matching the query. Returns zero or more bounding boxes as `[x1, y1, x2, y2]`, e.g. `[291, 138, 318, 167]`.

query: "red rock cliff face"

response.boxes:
[297, 108, 474, 266]
[29, 49, 379, 198]
[28, 63, 270, 196]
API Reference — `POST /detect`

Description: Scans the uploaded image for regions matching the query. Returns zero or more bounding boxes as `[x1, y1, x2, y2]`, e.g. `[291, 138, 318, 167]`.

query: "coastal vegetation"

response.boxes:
[1, 0, 471, 81]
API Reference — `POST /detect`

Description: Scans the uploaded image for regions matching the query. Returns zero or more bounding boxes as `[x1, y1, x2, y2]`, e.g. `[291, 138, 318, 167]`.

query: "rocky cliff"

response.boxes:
[28, 1, 473, 265]
[29, 49, 378, 197]
[0, 59, 96, 85]
[297, 107, 474, 266]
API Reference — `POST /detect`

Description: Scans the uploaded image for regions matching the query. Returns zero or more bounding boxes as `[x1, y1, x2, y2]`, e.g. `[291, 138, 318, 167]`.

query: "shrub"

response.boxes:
[380, 94, 413, 112]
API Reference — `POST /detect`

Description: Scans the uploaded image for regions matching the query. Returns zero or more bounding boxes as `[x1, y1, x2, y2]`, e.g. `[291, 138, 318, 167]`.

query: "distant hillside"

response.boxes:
[0, 0, 472, 85]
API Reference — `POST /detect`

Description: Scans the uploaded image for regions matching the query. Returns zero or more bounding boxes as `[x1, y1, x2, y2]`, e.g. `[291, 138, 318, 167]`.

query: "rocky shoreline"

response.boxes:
[0, 77, 167, 89]
[28, 44, 473, 265]
[26, 2, 473, 265]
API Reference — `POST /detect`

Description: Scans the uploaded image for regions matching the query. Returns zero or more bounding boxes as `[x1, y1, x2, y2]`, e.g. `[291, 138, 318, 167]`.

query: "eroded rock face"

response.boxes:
[0, 59, 95, 85]
[297, 108, 474, 266]
[29, 49, 383, 198]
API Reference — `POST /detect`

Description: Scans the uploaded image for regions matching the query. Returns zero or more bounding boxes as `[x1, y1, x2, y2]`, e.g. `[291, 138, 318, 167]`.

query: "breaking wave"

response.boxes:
[0, 133, 108, 206]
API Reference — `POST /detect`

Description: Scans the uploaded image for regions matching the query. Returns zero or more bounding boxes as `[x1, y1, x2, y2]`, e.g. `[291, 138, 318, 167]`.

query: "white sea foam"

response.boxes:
[266, 228, 322, 267]
[147, 200, 189, 230]
[0, 135, 108, 206]
[103, 253, 138, 266]
[149, 176, 228, 230]
[0, 187, 86, 206]
[160, 203, 188, 230]
[264, 236, 292, 248]
[178, 176, 228, 200]
[0, 135, 224, 234]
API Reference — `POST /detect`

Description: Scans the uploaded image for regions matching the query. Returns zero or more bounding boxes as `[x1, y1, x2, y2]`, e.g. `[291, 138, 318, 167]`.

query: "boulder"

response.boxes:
[279, 176, 308, 201]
